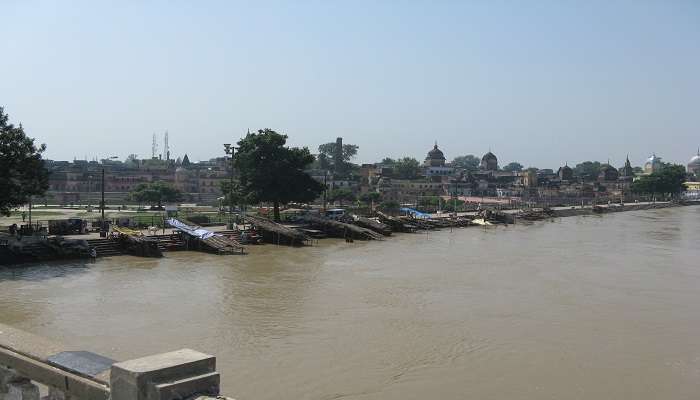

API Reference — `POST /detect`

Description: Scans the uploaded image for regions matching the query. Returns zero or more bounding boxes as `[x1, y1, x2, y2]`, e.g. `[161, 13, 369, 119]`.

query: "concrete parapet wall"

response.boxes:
[0, 324, 225, 400]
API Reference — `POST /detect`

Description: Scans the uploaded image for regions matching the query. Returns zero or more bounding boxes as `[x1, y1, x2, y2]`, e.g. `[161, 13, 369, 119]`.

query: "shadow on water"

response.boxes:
[0, 259, 94, 282]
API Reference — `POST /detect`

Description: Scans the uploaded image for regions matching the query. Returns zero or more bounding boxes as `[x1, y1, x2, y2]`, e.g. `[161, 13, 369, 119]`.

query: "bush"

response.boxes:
[379, 200, 400, 213]
[187, 214, 211, 224]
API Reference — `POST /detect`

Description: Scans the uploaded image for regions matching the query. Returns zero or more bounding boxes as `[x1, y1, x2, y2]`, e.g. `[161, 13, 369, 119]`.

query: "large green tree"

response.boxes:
[451, 155, 480, 171]
[129, 181, 182, 207]
[327, 188, 356, 206]
[0, 107, 49, 216]
[502, 162, 524, 172]
[394, 157, 422, 180]
[359, 191, 382, 205]
[235, 129, 323, 221]
[631, 165, 687, 198]
[220, 180, 253, 210]
[574, 161, 602, 180]
[318, 141, 359, 177]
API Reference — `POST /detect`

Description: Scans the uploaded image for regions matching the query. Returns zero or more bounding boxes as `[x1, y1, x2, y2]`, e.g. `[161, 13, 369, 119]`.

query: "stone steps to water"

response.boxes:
[147, 234, 186, 251]
[86, 239, 124, 257]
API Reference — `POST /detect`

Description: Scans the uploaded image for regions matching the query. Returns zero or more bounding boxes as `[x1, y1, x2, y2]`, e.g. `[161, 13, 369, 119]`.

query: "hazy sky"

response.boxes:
[2, 1, 699, 169]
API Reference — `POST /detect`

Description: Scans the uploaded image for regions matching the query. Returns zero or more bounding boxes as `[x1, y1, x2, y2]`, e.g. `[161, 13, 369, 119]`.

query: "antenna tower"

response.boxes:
[164, 131, 170, 161]
[152, 133, 158, 159]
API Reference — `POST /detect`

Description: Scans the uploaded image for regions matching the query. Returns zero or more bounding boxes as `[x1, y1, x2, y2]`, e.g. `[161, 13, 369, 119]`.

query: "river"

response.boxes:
[1, 207, 699, 399]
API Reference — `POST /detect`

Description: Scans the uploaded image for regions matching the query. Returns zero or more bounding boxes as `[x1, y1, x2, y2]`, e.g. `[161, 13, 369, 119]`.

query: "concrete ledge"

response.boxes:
[1, 325, 228, 400]
[111, 350, 217, 400]
[0, 325, 64, 365]
[153, 372, 219, 400]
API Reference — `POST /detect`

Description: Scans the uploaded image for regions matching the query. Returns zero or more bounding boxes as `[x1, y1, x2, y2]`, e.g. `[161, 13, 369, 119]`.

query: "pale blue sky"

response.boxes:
[2, 0, 699, 169]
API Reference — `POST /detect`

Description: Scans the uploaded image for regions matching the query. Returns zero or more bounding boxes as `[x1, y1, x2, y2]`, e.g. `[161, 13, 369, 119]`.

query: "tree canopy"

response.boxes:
[220, 180, 253, 209]
[379, 200, 400, 213]
[502, 162, 524, 172]
[128, 181, 182, 207]
[574, 161, 602, 180]
[318, 141, 358, 177]
[451, 155, 480, 171]
[631, 165, 687, 198]
[0, 107, 49, 216]
[359, 191, 382, 204]
[235, 129, 323, 221]
[327, 188, 356, 206]
[394, 157, 421, 180]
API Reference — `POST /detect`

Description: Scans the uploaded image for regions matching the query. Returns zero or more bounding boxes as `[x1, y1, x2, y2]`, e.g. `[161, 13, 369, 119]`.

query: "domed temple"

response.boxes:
[598, 163, 619, 182]
[480, 151, 498, 171]
[688, 149, 700, 177]
[558, 163, 574, 181]
[423, 142, 453, 182]
[424, 142, 446, 167]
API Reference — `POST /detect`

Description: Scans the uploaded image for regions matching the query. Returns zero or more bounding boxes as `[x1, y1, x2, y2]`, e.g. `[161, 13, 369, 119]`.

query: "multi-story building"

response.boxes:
[43, 154, 228, 206]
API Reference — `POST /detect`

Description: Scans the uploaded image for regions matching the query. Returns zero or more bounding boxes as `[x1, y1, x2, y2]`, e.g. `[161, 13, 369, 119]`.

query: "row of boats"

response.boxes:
[2, 207, 555, 264]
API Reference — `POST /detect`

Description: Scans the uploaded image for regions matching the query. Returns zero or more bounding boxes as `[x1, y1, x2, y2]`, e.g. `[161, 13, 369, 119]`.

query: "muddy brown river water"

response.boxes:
[1, 207, 699, 399]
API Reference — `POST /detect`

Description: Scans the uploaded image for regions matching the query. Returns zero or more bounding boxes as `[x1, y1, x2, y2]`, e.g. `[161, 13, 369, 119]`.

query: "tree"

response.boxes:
[451, 155, 480, 171]
[379, 200, 400, 213]
[417, 196, 441, 211]
[125, 154, 139, 167]
[220, 180, 253, 210]
[381, 157, 396, 165]
[574, 161, 602, 181]
[394, 157, 421, 180]
[235, 129, 323, 221]
[129, 181, 182, 208]
[318, 141, 359, 177]
[442, 198, 465, 212]
[631, 165, 687, 198]
[0, 107, 49, 216]
[359, 192, 382, 204]
[502, 162, 523, 172]
[327, 188, 355, 206]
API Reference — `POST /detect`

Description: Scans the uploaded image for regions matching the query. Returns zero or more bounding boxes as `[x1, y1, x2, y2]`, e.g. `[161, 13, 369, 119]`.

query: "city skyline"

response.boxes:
[2, 1, 698, 168]
[41, 132, 698, 171]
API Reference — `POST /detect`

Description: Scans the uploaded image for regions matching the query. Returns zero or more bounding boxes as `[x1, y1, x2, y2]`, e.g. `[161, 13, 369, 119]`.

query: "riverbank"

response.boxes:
[430, 200, 698, 220]
[2, 200, 698, 265]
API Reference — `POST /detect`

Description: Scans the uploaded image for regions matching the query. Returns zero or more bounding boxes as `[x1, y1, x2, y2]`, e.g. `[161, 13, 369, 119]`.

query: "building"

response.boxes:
[557, 164, 574, 181]
[687, 149, 700, 178]
[644, 154, 662, 174]
[423, 143, 453, 181]
[43, 155, 228, 206]
[480, 151, 498, 171]
[620, 156, 634, 180]
[598, 164, 619, 182]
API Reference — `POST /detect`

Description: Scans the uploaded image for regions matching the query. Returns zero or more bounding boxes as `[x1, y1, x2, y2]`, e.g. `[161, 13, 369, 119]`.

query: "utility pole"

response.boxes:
[100, 168, 106, 237]
[224, 144, 235, 229]
[28, 197, 32, 230]
[323, 171, 328, 213]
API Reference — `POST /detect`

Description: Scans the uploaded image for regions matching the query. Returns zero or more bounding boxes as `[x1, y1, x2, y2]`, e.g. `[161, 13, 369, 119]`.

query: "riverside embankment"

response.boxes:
[431, 200, 698, 220]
